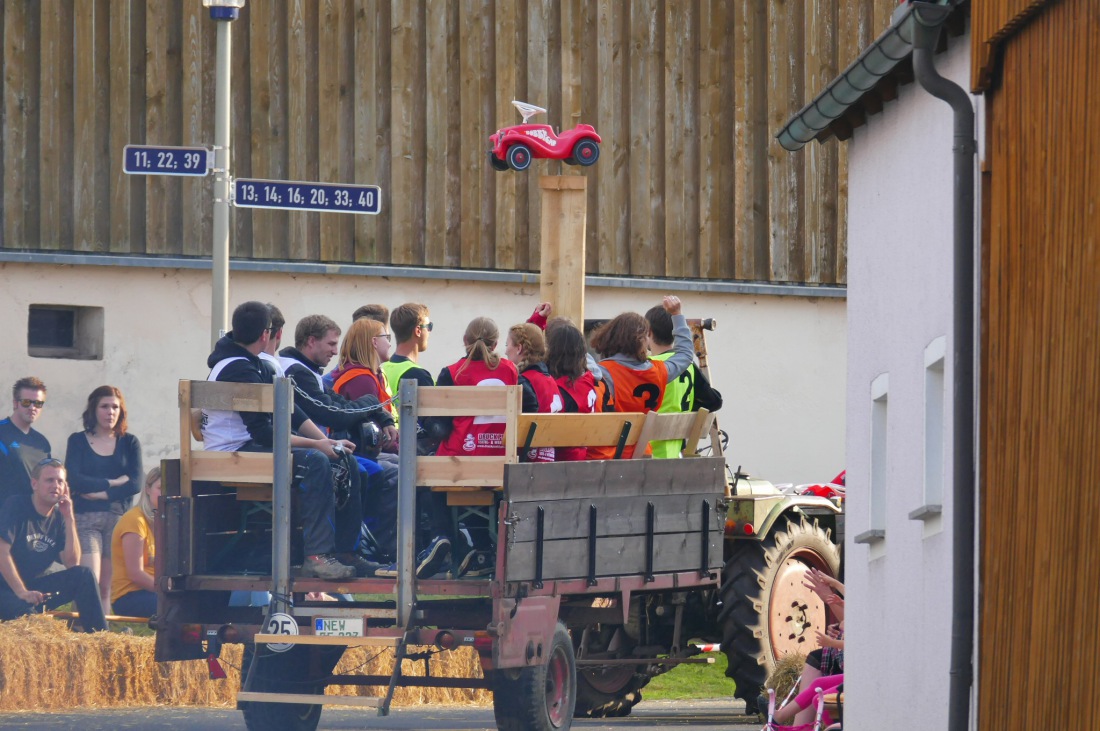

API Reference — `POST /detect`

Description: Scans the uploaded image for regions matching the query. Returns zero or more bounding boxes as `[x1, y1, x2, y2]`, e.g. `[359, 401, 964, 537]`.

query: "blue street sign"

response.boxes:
[233, 178, 382, 215]
[123, 145, 212, 176]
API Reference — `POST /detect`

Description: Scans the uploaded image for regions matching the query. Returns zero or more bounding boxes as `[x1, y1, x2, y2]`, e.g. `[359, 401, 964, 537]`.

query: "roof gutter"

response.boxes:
[776, 0, 954, 152]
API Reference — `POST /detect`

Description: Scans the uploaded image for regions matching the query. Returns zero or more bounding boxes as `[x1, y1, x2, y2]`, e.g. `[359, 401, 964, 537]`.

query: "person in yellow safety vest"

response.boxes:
[644, 305, 724, 459]
[380, 304, 436, 441]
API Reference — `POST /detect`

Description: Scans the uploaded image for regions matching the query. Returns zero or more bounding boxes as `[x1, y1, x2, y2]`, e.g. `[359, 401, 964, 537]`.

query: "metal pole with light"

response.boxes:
[203, 0, 244, 348]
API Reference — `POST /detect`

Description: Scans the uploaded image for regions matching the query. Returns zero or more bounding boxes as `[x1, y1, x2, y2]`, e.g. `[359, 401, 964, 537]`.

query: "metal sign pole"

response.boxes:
[210, 7, 235, 348]
[396, 380, 418, 627]
[271, 377, 293, 613]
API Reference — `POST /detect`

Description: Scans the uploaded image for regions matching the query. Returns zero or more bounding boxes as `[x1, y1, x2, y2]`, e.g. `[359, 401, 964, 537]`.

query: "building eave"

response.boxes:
[777, 0, 968, 152]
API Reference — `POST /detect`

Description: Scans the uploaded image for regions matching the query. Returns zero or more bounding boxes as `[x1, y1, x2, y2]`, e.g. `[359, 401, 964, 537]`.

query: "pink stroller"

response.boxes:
[760, 687, 840, 731]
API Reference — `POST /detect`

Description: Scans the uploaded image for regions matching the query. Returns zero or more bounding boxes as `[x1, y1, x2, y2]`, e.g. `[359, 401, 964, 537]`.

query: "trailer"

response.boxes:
[155, 367, 840, 729]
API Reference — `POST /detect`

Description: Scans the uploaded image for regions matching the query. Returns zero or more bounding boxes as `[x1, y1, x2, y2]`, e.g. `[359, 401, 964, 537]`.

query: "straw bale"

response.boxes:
[328, 646, 491, 706]
[763, 651, 807, 704]
[0, 615, 491, 711]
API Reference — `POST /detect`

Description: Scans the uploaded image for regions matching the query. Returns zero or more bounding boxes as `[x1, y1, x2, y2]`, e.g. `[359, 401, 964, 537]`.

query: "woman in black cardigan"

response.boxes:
[65, 385, 142, 615]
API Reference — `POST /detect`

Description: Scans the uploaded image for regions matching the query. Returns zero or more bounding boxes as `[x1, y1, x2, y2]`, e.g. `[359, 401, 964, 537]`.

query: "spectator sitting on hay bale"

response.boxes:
[109, 466, 161, 618]
[0, 458, 107, 632]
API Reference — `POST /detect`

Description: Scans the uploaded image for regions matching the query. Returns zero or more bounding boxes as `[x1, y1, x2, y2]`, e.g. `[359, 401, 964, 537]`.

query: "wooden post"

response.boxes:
[539, 175, 587, 326]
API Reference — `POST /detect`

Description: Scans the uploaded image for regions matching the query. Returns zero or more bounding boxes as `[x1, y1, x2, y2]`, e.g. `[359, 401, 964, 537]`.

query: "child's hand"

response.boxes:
[533, 302, 552, 318]
[815, 630, 844, 649]
[662, 295, 682, 316]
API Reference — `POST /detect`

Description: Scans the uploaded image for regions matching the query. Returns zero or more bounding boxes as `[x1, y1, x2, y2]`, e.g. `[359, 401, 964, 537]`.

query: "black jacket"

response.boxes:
[690, 364, 723, 413]
[277, 347, 395, 432]
[205, 335, 308, 448]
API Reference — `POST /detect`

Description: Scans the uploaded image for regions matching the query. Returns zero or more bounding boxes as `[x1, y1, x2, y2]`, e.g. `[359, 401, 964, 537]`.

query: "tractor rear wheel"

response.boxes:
[719, 516, 841, 713]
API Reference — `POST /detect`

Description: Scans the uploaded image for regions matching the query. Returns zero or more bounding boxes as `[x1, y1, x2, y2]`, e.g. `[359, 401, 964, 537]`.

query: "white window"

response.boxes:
[855, 373, 888, 548]
[912, 337, 946, 532]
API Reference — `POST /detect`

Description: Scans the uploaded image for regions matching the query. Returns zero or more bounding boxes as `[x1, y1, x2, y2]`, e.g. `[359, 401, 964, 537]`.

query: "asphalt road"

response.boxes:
[0, 699, 761, 730]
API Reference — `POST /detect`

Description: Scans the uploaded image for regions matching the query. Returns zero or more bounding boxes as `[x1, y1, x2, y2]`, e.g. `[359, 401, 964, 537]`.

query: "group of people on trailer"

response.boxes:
[0, 376, 161, 631]
[0, 293, 724, 630]
[762, 567, 846, 730]
[201, 295, 722, 584]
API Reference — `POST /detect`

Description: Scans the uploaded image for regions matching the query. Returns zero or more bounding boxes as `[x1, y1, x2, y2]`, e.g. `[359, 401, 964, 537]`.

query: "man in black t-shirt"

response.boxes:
[0, 459, 106, 631]
[0, 377, 52, 505]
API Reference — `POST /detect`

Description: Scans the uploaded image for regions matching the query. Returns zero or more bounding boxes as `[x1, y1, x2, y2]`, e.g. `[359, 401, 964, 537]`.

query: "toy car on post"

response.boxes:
[489, 101, 602, 172]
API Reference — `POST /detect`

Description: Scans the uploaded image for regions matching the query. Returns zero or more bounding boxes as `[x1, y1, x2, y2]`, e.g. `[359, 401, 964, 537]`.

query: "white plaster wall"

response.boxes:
[843, 34, 971, 731]
[0, 262, 846, 486]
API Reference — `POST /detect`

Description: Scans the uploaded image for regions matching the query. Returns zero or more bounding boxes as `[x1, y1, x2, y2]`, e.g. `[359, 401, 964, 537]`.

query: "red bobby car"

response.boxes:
[488, 101, 602, 172]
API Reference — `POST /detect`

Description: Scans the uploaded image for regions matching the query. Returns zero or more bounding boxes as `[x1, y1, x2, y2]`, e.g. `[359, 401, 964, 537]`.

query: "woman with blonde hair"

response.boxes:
[109, 466, 160, 618]
[505, 322, 561, 462]
[432, 317, 518, 578]
[329, 317, 394, 413]
[66, 384, 143, 614]
[331, 316, 452, 580]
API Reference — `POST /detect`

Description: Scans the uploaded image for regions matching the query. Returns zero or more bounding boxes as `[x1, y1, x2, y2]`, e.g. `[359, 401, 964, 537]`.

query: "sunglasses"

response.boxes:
[420, 321, 434, 332]
[36, 457, 63, 468]
[19, 399, 45, 408]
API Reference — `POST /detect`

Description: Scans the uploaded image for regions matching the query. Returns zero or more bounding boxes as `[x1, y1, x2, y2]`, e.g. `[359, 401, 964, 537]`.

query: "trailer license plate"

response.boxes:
[314, 617, 364, 637]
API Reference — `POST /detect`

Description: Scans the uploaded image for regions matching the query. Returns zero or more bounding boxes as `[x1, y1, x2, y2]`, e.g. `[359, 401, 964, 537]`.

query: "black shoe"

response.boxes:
[338, 553, 385, 578]
[416, 536, 451, 578]
[457, 548, 494, 578]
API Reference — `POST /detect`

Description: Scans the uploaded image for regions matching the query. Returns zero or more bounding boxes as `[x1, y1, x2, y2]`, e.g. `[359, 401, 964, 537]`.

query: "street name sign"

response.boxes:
[233, 178, 381, 215]
[123, 145, 212, 176]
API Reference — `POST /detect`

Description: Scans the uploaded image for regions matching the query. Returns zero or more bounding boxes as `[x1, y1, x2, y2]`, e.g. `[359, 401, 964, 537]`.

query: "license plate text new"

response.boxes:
[315, 618, 365, 637]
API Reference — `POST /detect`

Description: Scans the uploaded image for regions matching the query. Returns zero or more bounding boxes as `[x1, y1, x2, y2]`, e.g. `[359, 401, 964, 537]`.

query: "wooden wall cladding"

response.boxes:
[979, 1, 1100, 729]
[0, 0, 896, 283]
[970, 0, 1056, 91]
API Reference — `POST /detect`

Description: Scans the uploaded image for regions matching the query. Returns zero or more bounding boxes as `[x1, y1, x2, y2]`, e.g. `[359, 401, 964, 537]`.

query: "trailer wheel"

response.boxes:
[572, 625, 650, 718]
[491, 622, 577, 730]
[574, 665, 648, 718]
[240, 643, 343, 731]
[719, 516, 841, 713]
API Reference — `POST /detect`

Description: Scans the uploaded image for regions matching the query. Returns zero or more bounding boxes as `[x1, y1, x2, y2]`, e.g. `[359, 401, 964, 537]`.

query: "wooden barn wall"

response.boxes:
[970, 0, 1055, 91]
[979, 1, 1100, 729]
[0, 0, 896, 284]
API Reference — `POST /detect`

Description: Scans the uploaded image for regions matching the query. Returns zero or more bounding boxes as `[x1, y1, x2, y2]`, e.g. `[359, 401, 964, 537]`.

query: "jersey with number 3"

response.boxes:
[588, 359, 668, 460]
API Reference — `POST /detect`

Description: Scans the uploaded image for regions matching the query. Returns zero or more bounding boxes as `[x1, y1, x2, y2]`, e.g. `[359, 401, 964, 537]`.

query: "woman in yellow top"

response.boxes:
[109, 466, 160, 618]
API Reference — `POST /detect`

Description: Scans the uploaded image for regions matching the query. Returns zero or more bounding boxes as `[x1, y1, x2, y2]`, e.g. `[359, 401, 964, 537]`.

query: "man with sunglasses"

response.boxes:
[0, 377, 52, 506]
[381, 304, 441, 452]
[0, 458, 107, 631]
[381, 303, 436, 397]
